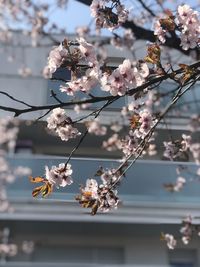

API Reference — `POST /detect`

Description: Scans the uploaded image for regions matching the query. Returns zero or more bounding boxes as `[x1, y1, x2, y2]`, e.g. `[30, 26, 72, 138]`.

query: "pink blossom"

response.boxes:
[45, 163, 73, 188]
[86, 119, 107, 136]
[154, 19, 166, 43]
[78, 37, 97, 66]
[47, 44, 68, 74]
[47, 108, 81, 141]
[164, 234, 177, 249]
[176, 5, 200, 50]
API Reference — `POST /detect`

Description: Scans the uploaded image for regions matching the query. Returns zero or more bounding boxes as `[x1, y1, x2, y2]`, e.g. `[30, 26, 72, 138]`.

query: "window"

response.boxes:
[169, 249, 197, 267]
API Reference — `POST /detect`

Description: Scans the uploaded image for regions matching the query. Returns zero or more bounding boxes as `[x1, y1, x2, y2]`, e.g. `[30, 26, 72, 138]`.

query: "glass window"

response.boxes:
[169, 249, 197, 267]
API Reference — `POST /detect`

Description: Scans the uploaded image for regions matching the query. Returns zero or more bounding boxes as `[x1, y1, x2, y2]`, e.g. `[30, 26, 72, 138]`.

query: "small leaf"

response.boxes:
[91, 201, 99, 215]
[179, 63, 189, 70]
[32, 182, 53, 198]
[95, 166, 103, 176]
[29, 176, 45, 183]
[42, 183, 53, 197]
[160, 232, 165, 241]
[163, 183, 174, 192]
[145, 44, 161, 65]
[32, 185, 44, 197]
[130, 114, 140, 129]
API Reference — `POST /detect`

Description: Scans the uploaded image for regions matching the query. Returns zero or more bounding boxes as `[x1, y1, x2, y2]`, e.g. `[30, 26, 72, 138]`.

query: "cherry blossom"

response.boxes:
[180, 216, 193, 245]
[110, 29, 135, 50]
[121, 131, 138, 157]
[154, 5, 200, 50]
[163, 233, 177, 250]
[1, 0, 200, 251]
[60, 67, 100, 95]
[45, 163, 73, 188]
[76, 177, 119, 215]
[102, 133, 122, 151]
[90, 0, 129, 31]
[154, 20, 167, 43]
[86, 119, 107, 136]
[84, 178, 99, 199]
[101, 59, 149, 96]
[176, 5, 200, 50]
[47, 44, 68, 74]
[78, 37, 97, 66]
[136, 109, 153, 139]
[47, 108, 81, 141]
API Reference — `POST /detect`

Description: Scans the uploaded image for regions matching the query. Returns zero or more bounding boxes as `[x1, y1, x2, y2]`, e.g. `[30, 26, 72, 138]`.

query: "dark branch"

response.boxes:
[0, 60, 199, 117]
[0, 91, 34, 108]
[75, 0, 199, 59]
[136, 0, 156, 17]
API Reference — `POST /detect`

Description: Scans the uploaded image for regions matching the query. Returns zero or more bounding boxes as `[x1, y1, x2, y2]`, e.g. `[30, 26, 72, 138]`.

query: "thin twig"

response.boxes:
[0, 61, 199, 117]
[50, 90, 64, 104]
[110, 77, 199, 189]
[64, 98, 116, 167]
[0, 91, 34, 108]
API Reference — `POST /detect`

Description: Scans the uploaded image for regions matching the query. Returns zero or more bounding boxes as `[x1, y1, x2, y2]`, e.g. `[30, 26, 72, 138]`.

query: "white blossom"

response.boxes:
[164, 234, 177, 249]
[47, 44, 68, 74]
[45, 163, 73, 188]
[47, 108, 81, 142]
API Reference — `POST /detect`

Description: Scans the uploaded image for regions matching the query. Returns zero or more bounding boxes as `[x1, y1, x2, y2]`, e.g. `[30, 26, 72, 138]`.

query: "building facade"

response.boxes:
[0, 31, 200, 267]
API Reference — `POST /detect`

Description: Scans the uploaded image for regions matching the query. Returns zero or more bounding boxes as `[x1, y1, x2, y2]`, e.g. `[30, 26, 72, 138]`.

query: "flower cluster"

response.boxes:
[90, 0, 129, 31]
[163, 134, 191, 160]
[112, 108, 153, 158]
[100, 167, 122, 185]
[135, 109, 153, 139]
[47, 44, 68, 74]
[60, 67, 99, 96]
[154, 5, 200, 50]
[176, 5, 200, 50]
[154, 10, 175, 44]
[101, 59, 149, 96]
[76, 178, 119, 215]
[45, 163, 73, 188]
[190, 143, 200, 164]
[189, 114, 200, 132]
[30, 163, 73, 198]
[0, 117, 19, 151]
[154, 19, 167, 44]
[102, 133, 122, 151]
[0, 243, 18, 257]
[0, 118, 32, 213]
[47, 108, 81, 141]
[120, 131, 138, 157]
[164, 176, 186, 192]
[78, 37, 97, 66]
[0, 228, 34, 260]
[180, 216, 193, 245]
[46, 37, 98, 79]
[110, 29, 135, 50]
[86, 118, 107, 136]
[162, 233, 177, 250]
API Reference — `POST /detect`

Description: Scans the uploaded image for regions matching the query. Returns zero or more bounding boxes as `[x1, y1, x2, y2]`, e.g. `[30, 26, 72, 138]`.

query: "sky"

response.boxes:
[8, 0, 200, 36]
[50, 0, 92, 33]
[48, 0, 200, 34]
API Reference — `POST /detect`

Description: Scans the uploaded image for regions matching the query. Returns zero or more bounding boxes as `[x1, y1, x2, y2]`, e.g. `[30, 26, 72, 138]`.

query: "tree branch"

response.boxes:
[75, 0, 199, 58]
[136, 0, 156, 17]
[0, 61, 199, 117]
[111, 76, 200, 189]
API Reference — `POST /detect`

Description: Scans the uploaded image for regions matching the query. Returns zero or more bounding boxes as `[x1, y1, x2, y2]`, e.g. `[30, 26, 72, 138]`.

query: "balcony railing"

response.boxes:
[1, 155, 200, 224]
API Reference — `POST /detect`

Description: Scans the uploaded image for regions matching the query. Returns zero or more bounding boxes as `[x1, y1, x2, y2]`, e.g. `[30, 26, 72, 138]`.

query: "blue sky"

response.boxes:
[50, 0, 92, 33]
[49, 0, 199, 34]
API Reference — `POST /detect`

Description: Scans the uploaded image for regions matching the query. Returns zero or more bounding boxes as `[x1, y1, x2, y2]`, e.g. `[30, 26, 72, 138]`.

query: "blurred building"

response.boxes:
[0, 31, 200, 267]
